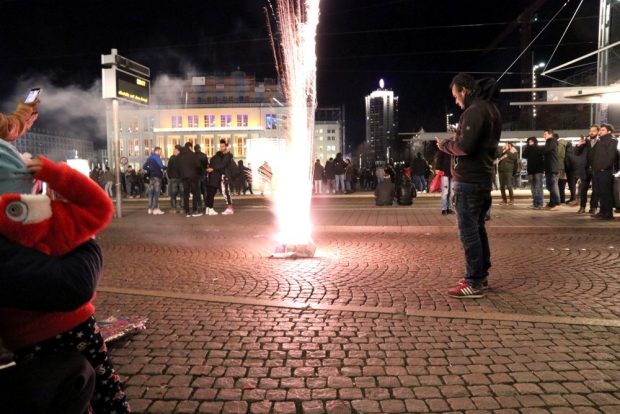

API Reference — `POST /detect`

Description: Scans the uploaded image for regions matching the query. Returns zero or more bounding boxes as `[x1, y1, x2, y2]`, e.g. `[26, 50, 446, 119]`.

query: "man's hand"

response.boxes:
[26, 158, 43, 174]
[436, 137, 446, 150]
[207, 167, 214, 173]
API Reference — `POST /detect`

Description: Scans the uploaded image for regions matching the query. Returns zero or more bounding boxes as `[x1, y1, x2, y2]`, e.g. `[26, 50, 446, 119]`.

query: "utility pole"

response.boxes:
[597, 0, 611, 123]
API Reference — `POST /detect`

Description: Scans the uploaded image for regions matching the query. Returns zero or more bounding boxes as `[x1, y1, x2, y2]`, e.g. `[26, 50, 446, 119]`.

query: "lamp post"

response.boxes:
[445, 113, 453, 132]
[531, 62, 545, 128]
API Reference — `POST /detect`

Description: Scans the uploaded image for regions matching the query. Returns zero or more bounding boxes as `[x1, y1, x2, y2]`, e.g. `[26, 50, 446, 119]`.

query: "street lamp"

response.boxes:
[446, 113, 453, 132]
[532, 62, 545, 120]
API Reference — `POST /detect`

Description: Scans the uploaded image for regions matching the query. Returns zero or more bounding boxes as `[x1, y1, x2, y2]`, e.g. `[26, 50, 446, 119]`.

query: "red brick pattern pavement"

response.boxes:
[89, 197, 620, 412]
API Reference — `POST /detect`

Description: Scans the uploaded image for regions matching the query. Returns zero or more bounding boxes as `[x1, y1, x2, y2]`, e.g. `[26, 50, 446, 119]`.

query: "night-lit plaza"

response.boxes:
[94, 195, 620, 413]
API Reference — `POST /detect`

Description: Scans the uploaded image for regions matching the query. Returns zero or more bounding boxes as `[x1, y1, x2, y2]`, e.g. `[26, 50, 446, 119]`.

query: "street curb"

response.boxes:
[97, 287, 620, 328]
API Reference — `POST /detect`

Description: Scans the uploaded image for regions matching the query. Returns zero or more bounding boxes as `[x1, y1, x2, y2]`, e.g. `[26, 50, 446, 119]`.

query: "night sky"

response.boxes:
[0, 0, 600, 148]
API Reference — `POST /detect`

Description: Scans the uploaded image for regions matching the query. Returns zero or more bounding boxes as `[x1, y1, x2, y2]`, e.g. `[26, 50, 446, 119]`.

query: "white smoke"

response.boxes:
[4, 77, 105, 143]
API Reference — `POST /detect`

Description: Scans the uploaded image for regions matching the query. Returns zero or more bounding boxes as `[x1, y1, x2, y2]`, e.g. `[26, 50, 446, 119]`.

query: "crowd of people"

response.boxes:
[521, 124, 619, 219]
[91, 140, 276, 218]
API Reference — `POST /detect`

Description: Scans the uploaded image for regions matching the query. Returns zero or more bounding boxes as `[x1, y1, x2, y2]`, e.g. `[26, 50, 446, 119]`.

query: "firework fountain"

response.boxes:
[266, 0, 320, 258]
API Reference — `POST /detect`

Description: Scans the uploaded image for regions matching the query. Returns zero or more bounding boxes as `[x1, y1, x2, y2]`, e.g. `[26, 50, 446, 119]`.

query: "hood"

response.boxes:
[465, 78, 500, 107]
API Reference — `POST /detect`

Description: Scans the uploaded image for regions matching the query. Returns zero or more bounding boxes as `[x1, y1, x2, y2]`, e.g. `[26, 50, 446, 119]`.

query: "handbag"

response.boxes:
[429, 171, 443, 193]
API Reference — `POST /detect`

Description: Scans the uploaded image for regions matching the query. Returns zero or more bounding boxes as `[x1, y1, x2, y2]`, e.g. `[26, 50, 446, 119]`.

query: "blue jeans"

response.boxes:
[168, 178, 183, 210]
[529, 173, 544, 207]
[440, 175, 451, 211]
[335, 174, 346, 193]
[545, 173, 560, 206]
[147, 177, 162, 209]
[413, 175, 426, 192]
[452, 181, 492, 287]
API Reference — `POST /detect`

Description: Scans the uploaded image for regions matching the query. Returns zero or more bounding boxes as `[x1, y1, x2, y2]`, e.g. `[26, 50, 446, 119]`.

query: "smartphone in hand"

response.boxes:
[24, 88, 41, 104]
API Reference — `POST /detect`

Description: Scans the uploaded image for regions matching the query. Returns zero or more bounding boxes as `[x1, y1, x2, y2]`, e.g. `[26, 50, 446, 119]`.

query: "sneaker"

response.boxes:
[185, 213, 191, 218]
[588, 208, 597, 214]
[148, 209, 153, 215]
[449, 280, 485, 299]
[567, 200, 578, 206]
[152, 208, 165, 215]
[545, 205, 561, 211]
[207, 208, 219, 216]
[498, 201, 508, 206]
[459, 278, 489, 291]
[192, 211, 203, 217]
[222, 208, 234, 215]
[577, 207, 586, 214]
[441, 210, 448, 216]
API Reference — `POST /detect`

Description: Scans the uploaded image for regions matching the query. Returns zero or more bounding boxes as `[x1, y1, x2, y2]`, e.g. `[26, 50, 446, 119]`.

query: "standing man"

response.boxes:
[575, 125, 600, 214]
[542, 129, 561, 210]
[437, 73, 501, 299]
[522, 137, 545, 209]
[103, 167, 114, 198]
[313, 159, 324, 194]
[333, 153, 346, 193]
[143, 146, 165, 215]
[167, 145, 184, 213]
[591, 123, 619, 220]
[194, 144, 208, 210]
[209, 139, 235, 215]
[495, 143, 517, 206]
[411, 153, 428, 193]
[324, 158, 335, 193]
[434, 147, 453, 215]
[178, 142, 202, 217]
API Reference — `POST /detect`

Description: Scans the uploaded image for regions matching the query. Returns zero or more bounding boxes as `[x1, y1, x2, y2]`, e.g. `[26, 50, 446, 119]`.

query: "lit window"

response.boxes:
[188, 115, 198, 128]
[221, 115, 232, 127]
[172, 116, 182, 128]
[204, 115, 215, 128]
[237, 114, 249, 127]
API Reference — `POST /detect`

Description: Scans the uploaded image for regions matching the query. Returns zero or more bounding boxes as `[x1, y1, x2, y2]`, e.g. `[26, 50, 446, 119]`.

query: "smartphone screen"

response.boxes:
[24, 88, 41, 104]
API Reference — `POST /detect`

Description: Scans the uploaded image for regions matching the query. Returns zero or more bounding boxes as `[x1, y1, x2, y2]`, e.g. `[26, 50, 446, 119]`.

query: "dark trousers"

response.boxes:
[0, 352, 95, 414]
[206, 185, 218, 209]
[498, 171, 514, 202]
[452, 181, 492, 287]
[182, 177, 200, 214]
[593, 170, 614, 217]
[559, 172, 576, 203]
[13, 316, 129, 413]
[579, 174, 598, 209]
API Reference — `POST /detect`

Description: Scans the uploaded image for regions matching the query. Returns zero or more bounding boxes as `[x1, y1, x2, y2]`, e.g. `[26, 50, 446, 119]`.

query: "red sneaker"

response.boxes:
[449, 280, 485, 299]
[458, 278, 489, 291]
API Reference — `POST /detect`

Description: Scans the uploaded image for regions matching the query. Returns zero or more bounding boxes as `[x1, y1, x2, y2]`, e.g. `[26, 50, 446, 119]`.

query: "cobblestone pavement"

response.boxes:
[92, 196, 620, 413]
[99, 294, 620, 414]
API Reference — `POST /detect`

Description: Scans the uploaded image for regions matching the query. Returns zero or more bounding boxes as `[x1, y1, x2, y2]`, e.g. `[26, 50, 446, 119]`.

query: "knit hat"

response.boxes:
[0, 140, 34, 194]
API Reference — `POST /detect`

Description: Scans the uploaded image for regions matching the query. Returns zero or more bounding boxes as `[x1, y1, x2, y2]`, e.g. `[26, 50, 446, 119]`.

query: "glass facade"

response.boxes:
[14, 130, 96, 164]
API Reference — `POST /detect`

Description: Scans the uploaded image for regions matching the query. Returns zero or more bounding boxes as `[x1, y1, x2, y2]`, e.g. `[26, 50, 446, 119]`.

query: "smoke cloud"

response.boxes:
[3, 77, 106, 145]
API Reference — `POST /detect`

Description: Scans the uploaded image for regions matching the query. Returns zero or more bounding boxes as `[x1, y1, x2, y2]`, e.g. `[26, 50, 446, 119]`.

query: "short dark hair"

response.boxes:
[184, 142, 193, 149]
[174, 144, 183, 151]
[219, 139, 228, 146]
[544, 129, 554, 135]
[153, 146, 162, 152]
[600, 123, 614, 132]
[590, 124, 600, 130]
[194, 144, 201, 151]
[450, 73, 476, 92]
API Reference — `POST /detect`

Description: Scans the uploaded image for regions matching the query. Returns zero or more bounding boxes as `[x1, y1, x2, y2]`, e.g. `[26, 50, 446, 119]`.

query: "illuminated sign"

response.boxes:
[116, 69, 150, 105]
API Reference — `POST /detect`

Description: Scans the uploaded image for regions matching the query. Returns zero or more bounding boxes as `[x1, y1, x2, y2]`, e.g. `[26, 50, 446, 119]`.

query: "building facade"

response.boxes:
[365, 81, 399, 165]
[313, 107, 344, 162]
[107, 71, 344, 171]
[13, 129, 96, 163]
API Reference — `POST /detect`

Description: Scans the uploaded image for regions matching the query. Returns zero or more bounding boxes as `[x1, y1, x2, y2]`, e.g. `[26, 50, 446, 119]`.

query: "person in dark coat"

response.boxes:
[206, 140, 235, 215]
[178, 142, 202, 217]
[590, 123, 620, 220]
[313, 159, 324, 194]
[194, 144, 208, 209]
[574, 125, 601, 214]
[522, 136, 545, 209]
[411, 152, 429, 192]
[167, 145, 184, 213]
[333, 153, 346, 193]
[542, 130, 561, 209]
[324, 158, 335, 193]
[435, 148, 453, 214]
